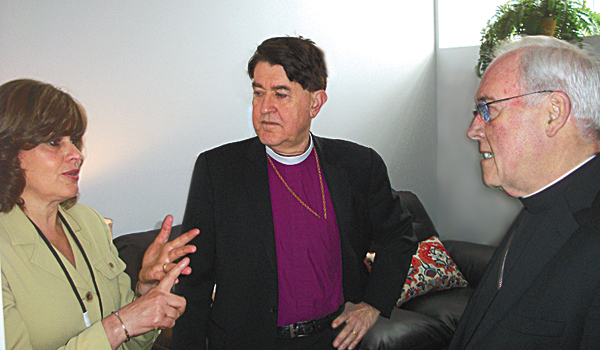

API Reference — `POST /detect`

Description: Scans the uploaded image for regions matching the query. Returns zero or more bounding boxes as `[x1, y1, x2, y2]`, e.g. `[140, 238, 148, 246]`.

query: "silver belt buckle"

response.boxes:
[289, 326, 296, 338]
[290, 324, 310, 338]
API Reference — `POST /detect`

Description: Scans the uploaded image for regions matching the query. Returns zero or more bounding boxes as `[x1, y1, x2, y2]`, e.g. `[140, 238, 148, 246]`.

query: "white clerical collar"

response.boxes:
[523, 154, 597, 198]
[265, 136, 313, 165]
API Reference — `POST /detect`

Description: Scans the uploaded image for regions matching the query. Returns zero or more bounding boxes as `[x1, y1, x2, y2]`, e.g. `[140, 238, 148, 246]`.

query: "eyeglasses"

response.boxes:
[473, 90, 554, 122]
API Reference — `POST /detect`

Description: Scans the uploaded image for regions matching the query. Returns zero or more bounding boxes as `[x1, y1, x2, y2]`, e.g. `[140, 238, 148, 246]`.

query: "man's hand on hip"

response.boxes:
[331, 301, 380, 350]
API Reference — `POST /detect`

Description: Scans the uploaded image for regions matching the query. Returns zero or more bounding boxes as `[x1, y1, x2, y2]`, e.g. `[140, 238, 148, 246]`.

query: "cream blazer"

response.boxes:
[0, 204, 156, 349]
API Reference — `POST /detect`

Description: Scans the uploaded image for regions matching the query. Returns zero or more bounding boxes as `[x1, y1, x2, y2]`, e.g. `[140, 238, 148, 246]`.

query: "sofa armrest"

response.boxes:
[362, 308, 452, 350]
[442, 240, 496, 289]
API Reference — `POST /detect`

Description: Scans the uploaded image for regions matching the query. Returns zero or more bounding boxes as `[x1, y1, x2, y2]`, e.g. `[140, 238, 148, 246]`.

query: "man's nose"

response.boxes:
[467, 113, 486, 141]
[261, 94, 276, 114]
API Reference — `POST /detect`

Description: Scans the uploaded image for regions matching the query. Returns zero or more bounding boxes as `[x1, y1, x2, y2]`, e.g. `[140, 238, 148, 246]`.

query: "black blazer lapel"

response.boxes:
[243, 138, 278, 273]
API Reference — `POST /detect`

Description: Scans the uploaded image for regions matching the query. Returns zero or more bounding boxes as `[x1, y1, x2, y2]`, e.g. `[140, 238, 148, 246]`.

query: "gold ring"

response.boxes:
[162, 263, 169, 273]
[352, 331, 357, 335]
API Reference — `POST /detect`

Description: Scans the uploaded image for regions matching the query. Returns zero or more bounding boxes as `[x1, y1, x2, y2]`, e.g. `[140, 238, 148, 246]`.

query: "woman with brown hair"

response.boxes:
[0, 78, 198, 349]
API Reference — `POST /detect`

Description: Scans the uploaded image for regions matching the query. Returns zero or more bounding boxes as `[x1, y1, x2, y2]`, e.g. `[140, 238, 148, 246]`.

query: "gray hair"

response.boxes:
[491, 36, 600, 140]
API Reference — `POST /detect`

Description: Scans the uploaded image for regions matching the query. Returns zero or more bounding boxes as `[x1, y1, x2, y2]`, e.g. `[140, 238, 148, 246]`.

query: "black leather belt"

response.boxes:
[276, 304, 344, 338]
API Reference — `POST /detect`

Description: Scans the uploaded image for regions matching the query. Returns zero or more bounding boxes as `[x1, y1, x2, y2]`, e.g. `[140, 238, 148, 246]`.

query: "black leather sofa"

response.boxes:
[113, 191, 496, 350]
[360, 191, 496, 350]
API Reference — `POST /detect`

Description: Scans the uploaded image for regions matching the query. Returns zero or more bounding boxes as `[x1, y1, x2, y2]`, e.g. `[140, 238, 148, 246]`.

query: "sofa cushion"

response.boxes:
[366, 236, 468, 307]
[397, 236, 468, 306]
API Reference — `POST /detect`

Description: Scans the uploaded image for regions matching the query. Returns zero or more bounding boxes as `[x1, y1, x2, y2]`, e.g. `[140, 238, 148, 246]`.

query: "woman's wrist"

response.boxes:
[102, 311, 129, 350]
[113, 311, 131, 342]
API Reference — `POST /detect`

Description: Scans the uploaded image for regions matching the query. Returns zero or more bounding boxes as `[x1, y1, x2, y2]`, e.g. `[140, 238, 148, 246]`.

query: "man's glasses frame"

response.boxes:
[473, 90, 554, 122]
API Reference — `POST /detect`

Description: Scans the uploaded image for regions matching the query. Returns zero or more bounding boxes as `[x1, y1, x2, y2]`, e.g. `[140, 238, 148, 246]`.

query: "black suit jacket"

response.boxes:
[172, 136, 417, 350]
[449, 154, 600, 349]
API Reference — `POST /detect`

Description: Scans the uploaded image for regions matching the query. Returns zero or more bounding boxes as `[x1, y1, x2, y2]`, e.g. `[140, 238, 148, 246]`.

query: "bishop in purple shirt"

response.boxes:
[173, 36, 418, 350]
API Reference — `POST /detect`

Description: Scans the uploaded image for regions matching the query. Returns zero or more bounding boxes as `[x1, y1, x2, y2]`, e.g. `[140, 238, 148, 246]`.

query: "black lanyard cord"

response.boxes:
[58, 212, 103, 316]
[28, 212, 104, 325]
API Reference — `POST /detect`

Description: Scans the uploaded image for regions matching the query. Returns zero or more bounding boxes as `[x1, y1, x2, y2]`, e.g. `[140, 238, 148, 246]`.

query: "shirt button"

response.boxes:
[269, 307, 278, 313]
[85, 292, 94, 302]
[108, 262, 114, 268]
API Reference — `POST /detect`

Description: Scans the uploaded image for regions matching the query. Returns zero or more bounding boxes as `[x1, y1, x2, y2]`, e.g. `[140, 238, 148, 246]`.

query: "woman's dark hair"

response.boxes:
[0, 79, 87, 213]
[247, 36, 328, 92]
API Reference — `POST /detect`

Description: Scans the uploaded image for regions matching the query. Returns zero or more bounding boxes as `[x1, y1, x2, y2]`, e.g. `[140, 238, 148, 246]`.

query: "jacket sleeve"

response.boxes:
[361, 149, 418, 318]
[172, 153, 215, 350]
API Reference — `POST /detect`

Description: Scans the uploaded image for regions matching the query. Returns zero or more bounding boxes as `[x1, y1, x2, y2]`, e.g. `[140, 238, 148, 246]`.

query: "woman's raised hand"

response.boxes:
[137, 215, 199, 295]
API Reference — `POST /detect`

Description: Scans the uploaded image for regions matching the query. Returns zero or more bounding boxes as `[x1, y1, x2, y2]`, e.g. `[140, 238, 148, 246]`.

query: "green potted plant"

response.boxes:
[476, 0, 600, 77]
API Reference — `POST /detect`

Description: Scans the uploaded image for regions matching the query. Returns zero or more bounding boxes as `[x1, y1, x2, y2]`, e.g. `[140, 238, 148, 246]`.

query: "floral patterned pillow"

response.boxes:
[397, 236, 468, 306]
[364, 236, 468, 306]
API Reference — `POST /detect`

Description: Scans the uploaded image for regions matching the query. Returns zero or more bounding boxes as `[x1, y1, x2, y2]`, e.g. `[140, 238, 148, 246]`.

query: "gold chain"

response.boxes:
[267, 148, 327, 219]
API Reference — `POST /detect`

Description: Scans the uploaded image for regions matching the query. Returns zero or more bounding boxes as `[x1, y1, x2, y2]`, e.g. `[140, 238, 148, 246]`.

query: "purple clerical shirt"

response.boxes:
[267, 146, 344, 326]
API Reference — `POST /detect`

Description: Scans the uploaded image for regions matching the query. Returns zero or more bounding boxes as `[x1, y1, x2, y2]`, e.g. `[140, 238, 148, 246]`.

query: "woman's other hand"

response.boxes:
[138, 215, 199, 294]
[104, 257, 189, 348]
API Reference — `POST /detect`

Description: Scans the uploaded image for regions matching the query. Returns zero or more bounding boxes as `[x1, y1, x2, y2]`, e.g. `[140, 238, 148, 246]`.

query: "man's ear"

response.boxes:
[545, 91, 571, 137]
[309, 90, 328, 118]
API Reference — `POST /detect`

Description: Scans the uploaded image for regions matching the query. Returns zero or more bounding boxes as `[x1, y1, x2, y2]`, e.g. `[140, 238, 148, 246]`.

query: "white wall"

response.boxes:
[436, 46, 522, 245]
[0, 1, 437, 237]
[434, 0, 525, 245]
